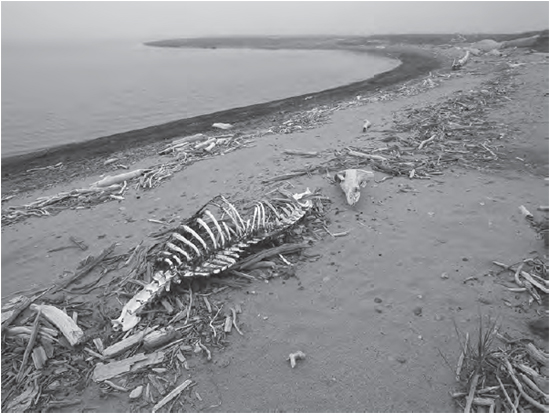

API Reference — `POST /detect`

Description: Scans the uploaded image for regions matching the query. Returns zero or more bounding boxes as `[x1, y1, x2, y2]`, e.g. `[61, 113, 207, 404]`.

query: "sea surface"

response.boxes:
[2, 38, 398, 158]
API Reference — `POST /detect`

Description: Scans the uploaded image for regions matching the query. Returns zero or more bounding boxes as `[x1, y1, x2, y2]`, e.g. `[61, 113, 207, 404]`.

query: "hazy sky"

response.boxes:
[2, 1, 549, 42]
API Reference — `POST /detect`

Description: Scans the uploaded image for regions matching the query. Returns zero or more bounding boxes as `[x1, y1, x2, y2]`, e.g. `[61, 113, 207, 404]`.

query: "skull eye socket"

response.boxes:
[334, 172, 346, 183]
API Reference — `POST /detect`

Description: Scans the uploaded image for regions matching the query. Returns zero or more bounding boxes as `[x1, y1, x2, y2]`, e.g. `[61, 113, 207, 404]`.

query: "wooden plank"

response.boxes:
[92, 352, 165, 382]
[102, 328, 153, 358]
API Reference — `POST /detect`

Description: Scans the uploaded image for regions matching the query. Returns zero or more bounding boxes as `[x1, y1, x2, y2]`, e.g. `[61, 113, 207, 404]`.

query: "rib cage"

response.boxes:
[112, 190, 313, 331]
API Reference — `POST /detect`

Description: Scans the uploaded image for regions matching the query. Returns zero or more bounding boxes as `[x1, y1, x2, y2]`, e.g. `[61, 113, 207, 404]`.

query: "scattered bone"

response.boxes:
[452, 50, 470, 70]
[195, 137, 216, 150]
[362, 119, 372, 132]
[29, 304, 83, 346]
[288, 351, 306, 368]
[231, 307, 243, 336]
[334, 169, 374, 206]
[519, 205, 533, 219]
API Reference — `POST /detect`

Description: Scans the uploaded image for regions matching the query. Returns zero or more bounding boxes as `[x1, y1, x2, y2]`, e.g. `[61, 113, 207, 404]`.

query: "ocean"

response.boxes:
[2, 39, 398, 158]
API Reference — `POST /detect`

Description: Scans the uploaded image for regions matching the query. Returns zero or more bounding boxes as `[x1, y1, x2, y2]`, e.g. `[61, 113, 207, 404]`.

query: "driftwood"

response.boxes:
[346, 149, 387, 162]
[212, 122, 233, 130]
[1, 295, 32, 332]
[4, 326, 58, 342]
[262, 171, 309, 184]
[17, 311, 41, 383]
[29, 304, 84, 346]
[283, 149, 319, 157]
[92, 351, 165, 382]
[32, 346, 48, 369]
[143, 328, 178, 350]
[173, 133, 206, 145]
[5, 383, 38, 413]
[237, 243, 308, 270]
[93, 169, 146, 188]
[102, 327, 153, 358]
[334, 169, 374, 206]
[152, 379, 193, 413]
[129, 385, 143, 400]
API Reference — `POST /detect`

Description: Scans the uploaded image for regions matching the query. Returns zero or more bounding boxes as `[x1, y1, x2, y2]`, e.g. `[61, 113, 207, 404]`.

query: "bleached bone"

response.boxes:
[196, 218, 218, 249]
[452, 50, 470, 70]
[182, 225, 208, 252]
[113, 191, 313, 332]
[334, 169, 374, 206]
[204, 210, 225, 247]
[172, 233, 201, 257]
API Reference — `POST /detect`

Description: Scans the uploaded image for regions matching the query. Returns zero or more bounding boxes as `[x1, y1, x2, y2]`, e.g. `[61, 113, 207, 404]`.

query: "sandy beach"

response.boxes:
[1, 36, 548, 412]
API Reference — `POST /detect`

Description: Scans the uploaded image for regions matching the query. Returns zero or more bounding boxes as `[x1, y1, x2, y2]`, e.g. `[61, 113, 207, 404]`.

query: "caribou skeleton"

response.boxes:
[112, 189, 314, 331]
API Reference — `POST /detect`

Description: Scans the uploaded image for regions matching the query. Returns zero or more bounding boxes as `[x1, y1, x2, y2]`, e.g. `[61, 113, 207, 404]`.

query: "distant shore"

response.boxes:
[1, 39, 441, 179]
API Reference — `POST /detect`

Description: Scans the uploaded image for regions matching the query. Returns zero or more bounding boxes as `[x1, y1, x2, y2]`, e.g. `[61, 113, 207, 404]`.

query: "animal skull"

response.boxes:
[334, 169, 374, 206]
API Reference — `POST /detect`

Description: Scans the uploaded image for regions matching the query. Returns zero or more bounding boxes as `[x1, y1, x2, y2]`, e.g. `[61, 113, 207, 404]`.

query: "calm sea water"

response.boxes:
[2, 39, 398, 158]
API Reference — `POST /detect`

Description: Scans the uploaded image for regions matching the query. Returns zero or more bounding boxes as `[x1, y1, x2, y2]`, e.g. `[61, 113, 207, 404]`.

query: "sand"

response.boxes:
[1, 42, 548, 412]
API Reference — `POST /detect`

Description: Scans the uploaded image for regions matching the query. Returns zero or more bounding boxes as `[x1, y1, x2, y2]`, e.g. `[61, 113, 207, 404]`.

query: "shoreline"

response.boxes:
[1, 44, 441, 179]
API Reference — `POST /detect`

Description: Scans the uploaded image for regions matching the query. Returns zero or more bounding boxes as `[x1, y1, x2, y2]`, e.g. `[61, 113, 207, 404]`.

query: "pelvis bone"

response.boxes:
[334, 169, 374, 206]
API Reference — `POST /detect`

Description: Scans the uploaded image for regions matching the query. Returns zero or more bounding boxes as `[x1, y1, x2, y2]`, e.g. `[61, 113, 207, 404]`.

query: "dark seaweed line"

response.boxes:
[1, 46, 441, 177]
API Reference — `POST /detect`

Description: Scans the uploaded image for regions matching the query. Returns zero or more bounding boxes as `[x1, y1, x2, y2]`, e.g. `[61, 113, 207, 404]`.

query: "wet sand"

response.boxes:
[1, 38, 548, 412]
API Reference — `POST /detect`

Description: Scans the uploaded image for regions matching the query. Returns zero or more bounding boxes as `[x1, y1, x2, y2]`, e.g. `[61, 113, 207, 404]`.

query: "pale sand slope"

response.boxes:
[1, 50, 548, 412]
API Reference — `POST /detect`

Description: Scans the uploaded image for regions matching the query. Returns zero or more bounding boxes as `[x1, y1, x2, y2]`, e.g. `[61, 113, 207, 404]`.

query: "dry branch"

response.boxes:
[152, 379, 193, 413]
[92, 351, 165, 382]
[237, 243, 308, 270]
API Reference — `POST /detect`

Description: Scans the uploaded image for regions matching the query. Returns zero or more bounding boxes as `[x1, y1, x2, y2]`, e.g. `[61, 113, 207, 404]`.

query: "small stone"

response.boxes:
[462, 257, 469, 262]
[434, 314, 444, 321]
[375, 307, 383, 314]
[129, 385, 143, 400]
[440, 272, 449, 279]
[396, 356, 407, 364]
[413, 306, 422, 316]
[374, 297, 383, 303]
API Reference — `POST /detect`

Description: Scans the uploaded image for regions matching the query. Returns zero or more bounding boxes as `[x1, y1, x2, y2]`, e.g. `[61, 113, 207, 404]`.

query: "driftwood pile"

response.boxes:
[453, 318, 549, 413]
[494, 252, 548, 308]
[1, 189, 330, 413]
[1, 133, 256, 226]
[262, 71, 516, 185]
